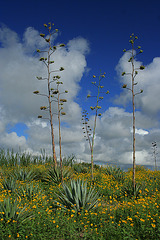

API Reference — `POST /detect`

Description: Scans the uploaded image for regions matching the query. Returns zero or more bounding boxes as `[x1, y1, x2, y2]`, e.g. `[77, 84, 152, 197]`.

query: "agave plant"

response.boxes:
[104, 165, 125, 182]
[17, 182, 42, 201]
[2, 177, 17, 192]
[44, 166, 72, 184]
[73, 164, 88, 174]
[0, 197, 33, 223]
[121, 180, 143, 199]
[54, 179, 100, 212]
[11, 167, 37, 182]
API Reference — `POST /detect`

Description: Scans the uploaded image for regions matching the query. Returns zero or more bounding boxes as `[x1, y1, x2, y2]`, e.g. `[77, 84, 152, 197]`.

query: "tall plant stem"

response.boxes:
[122, 34, 145, 195]
[47, 47, 57, 167]
[91, 75, 101, 181]
[131, 45, 136, 193]
[57, 88, 63, 182]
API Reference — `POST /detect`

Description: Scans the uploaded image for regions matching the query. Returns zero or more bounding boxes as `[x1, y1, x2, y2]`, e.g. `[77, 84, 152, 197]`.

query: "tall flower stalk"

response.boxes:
[82, 72, 109, 181]
[33, 23, 65, 167]
[51, 81, 68, 181]
[122, 33, 145, 193]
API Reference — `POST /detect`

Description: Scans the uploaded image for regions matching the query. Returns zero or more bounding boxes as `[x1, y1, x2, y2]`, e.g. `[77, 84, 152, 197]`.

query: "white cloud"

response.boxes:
[0, 132, 27, 150]
[67, 37, 90, 55]
[115, 52, 160, 116]
[135, 128, 149, 136]
[0, 25, 89, 157]
[0, 26, 160, 169]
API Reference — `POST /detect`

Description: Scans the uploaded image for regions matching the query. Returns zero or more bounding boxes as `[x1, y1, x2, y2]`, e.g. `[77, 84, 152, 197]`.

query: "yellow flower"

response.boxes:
[17, 233, 20, 237]
[56, 225, 59, 228]
[151, 223, 156, 228]
[140, 218, 145, 222]
[53, 220, 56, 223]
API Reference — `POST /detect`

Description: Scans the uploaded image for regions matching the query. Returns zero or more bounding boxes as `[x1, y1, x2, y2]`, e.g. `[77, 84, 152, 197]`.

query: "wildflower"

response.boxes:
[151, 223, 156, 228]
[17, 233, 20, 237]
[140, 218, 145, 222]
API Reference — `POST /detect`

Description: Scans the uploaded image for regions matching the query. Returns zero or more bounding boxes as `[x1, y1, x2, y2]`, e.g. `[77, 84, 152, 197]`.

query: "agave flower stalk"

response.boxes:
[82, 72, 109, 181]
[33, 23, 65, 167]
[152, 141, 158, 171]
[51, 80, 68, 182]
[122, 33, 145, 194]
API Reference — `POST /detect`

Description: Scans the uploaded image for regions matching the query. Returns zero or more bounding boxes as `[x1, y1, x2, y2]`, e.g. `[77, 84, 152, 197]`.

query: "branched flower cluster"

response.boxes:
[82, 110, 92, 148]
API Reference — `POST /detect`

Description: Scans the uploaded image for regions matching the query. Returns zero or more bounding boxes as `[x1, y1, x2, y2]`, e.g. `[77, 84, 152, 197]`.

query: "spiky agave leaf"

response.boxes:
[2, 177, 17, 192]
[17, 182, 42, 201]
[54, 179, 99, 212]
[44, 166, 72, 184]
[0, 198, 33, 223]
[11, 167, 37, 182]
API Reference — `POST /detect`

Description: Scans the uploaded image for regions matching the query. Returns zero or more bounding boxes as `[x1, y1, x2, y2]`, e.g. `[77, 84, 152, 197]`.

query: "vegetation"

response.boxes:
[0, 150, 159, 239]
[122, 33, 145, 193]
[0, 24, 158, 239]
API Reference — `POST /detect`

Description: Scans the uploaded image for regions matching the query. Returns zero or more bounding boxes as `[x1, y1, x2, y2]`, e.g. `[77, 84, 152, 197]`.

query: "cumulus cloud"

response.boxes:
[0, 25, 89, 155]
[115, 52, 160, 116]
[1, 132, 27, 150]
[0, 25, 160, 169]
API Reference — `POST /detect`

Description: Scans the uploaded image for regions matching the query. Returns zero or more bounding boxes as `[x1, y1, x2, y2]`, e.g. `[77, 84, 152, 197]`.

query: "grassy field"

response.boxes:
[0, 150, 160, 239]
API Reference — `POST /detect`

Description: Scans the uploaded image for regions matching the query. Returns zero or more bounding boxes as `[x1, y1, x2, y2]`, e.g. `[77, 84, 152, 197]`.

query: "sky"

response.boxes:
[0, 0, 160, 169]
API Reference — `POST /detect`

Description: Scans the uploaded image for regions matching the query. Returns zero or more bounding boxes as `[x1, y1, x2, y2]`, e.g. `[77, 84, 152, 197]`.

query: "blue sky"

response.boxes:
[0, 0, 160, 169]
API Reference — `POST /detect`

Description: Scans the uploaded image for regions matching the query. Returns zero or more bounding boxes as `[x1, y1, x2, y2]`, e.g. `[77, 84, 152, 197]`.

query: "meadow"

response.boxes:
[0, 149, 160, 240]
